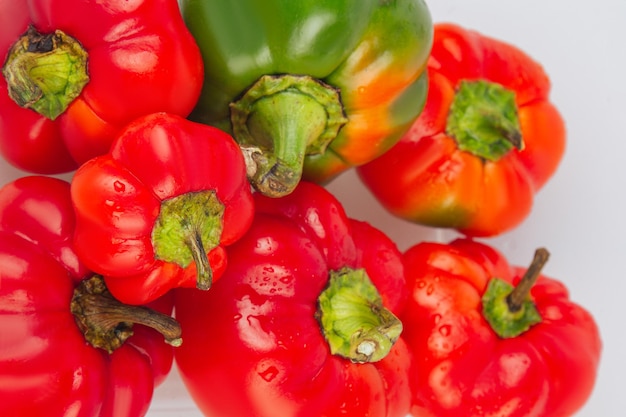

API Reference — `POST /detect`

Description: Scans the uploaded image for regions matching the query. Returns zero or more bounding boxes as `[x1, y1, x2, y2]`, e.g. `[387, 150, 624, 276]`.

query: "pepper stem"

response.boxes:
[185, 232, 212, 290]
[230, 74, 348, 197]
[152, 190, 225, 291]
[2, 25, 89, 120]
[446, 80, 523, 161]
[482, 248, 549, 338]
[71, 276, 182, 353]
[507, 247, 550, 311]
[316, 268, 402, 363]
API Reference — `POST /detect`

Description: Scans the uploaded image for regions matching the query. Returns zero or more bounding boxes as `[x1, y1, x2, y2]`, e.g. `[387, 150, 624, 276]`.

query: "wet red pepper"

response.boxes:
[70, 112, 254, 305]
[174, 181, 413, 417]
[0, 0, 204, 173]
[0, 175, 182, 417]
[357, 23, 566, 237]
[400, 238, 601, 417]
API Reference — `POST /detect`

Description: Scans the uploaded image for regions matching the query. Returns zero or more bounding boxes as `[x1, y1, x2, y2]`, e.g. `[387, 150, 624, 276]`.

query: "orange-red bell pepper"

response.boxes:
[358, 23, 566, 237]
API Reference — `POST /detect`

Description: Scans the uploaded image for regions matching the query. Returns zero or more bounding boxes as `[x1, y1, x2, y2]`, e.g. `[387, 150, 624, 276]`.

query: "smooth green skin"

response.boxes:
[180, 0, 432, 182]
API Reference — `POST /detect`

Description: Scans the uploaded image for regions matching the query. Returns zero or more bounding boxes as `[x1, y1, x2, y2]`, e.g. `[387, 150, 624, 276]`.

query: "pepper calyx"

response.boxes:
[2, 25, 89, 120]
[230, 74, 348, 197]
[152, 190, 225, 291]
[446, 79, 523, 162]
[316, 267, 402, 363]
[482, 248, 549, 338]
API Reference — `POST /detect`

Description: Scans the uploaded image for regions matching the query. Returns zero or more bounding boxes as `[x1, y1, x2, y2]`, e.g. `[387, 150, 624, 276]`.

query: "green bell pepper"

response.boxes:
[179, 0, 433, 196]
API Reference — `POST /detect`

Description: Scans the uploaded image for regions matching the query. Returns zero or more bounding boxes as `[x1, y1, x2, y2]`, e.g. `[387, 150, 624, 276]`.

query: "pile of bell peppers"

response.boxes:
[0, 2, 602, 417]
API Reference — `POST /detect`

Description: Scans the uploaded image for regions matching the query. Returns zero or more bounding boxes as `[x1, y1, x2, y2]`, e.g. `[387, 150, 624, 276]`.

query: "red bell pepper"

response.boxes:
[70, 112, 255, 305]
[0, 175, 182, 417]
[174, 181, 413, 417]
[357, 23, 566, 237]
[0, 0, 204, 174]
[400, 238, 601, 417]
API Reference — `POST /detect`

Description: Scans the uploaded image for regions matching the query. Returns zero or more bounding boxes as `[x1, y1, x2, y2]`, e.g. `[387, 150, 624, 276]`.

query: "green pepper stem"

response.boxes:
[186, 231, 212, 290]
[230, 74, 348, 197]
[482, 248, 548, 339]
[71, 276, 182, 353]
[152, 191, 224, 291]
[507, 247, 550, 312]
[316, 268, 402, 363]
[446, 80, 523, 161]
[2, 26, 89, 120]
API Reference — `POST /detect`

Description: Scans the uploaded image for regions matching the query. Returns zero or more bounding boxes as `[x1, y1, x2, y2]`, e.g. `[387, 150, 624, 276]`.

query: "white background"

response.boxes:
[0, 1, 623, 416]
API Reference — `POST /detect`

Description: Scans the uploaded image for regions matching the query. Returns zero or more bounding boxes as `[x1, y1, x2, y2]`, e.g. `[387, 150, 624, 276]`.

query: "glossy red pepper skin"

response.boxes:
[0, 0, 203, 174]
[0, 176, 175, 417]
[357, 23, 566, 237]
[71, 112, 254, 305]
[174, 182, 412, 417]
[400, 238, 601, 417]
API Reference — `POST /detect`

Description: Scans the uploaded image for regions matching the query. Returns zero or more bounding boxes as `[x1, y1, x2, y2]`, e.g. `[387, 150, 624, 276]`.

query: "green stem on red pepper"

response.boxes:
[446, 79, 523, 161]
[2, 25, 89, 120]
[70, 276, 182, 354]
[231, 74, 348, 197]
[316, 267, 403, 363]
[151, 190, 225, 291]
[482, 248, 549, 338]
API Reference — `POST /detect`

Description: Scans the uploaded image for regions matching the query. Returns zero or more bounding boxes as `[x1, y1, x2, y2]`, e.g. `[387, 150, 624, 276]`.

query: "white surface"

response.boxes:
[0, 1, 621, 416]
